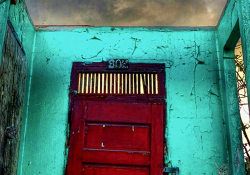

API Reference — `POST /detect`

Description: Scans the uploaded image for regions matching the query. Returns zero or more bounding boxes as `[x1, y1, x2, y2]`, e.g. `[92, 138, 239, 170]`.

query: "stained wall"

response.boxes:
[0, 0, 36, 174]
[217, 0, 248, 173]
[16, 26, 228, 174]
[0, 0, 249, 175]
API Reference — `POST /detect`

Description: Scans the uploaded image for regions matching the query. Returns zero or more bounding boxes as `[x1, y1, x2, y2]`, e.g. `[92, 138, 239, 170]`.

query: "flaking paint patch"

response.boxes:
[22, 28, 228, 174]
[217, 1, 246, 173]
[0, 0, 248, 174]
[234, 145, 241, 173]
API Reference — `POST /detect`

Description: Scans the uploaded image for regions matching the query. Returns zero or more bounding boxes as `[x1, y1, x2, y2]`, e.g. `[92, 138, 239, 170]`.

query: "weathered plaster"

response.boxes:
[15, 27, 228, 175]
[238, 2, 250, 149]
[238, 0, 250, 68]
[217, 0, 247, 174]
[0, 0, 249, 175]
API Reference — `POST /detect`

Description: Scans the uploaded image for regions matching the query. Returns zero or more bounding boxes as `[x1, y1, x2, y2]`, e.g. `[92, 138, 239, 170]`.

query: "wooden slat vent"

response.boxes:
[78, 73, 159, 95]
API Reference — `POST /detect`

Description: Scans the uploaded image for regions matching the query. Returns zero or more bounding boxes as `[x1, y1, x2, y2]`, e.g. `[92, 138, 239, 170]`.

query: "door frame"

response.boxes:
[67, 62, 167, 174]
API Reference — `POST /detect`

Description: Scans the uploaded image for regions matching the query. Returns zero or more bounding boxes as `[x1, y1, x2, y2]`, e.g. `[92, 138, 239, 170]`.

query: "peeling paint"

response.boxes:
[22, 28, 227, 174]
[0, 0, 249, 175]
[217, 0, 246, 174]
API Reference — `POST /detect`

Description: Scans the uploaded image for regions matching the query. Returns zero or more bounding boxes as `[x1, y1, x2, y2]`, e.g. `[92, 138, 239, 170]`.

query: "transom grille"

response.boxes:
[78, 73, 159, 95]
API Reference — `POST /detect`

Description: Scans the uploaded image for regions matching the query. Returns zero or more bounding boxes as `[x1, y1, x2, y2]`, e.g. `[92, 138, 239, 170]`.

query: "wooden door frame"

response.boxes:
[67, 62, 167, 173]
[69, 62, 166, 121]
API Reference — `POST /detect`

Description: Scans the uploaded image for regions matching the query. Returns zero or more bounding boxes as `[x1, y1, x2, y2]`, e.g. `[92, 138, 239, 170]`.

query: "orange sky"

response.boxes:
[25, 0, 228, 26]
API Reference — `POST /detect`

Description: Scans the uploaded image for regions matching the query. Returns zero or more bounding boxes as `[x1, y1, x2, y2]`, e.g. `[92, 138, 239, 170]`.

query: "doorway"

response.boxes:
[66, 62, 166, 175]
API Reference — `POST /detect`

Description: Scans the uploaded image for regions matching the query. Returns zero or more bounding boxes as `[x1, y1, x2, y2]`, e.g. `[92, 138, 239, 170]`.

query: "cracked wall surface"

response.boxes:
[16, 27, 228, 175]
[0, 0, 249, 175]
[217, 0, 247, 174]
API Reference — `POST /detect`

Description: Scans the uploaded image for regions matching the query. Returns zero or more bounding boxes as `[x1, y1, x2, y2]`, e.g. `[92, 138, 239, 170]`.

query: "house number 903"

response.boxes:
[108, 59, 129, 69]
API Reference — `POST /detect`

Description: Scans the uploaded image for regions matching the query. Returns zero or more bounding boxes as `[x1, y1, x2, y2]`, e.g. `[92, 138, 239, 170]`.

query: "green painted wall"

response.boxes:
[238, 0, 250, 69]
[18, 27, 228, 174]
[0, 0, 10, 68]
[0, 0, 249, 175]
[217, 0, 247, 174]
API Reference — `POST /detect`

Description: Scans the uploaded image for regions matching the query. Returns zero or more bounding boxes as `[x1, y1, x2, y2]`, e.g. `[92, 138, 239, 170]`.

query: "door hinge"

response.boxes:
[163, 167, 179, 175]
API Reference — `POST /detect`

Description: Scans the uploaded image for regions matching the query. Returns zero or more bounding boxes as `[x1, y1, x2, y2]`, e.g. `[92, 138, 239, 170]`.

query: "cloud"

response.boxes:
[25, 0, 227, 26]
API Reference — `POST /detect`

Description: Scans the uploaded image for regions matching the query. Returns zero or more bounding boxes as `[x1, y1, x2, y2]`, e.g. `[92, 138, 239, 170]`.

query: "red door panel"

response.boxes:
[84, 123, 151, 151]
[87, 102, 152, 124]
[82, 164, 150, 175]
[151, 105, 164, 175]
[67, 101, 163, 175]
[82, 149, 151, 165]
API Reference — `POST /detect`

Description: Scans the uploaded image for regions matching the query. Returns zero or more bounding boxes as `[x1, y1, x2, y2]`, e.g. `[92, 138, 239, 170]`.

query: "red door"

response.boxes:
[67, 63, 165, 175]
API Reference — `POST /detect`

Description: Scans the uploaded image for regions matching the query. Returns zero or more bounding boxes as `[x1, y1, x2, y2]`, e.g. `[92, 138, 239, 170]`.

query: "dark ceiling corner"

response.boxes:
[11, 0, 17, 5]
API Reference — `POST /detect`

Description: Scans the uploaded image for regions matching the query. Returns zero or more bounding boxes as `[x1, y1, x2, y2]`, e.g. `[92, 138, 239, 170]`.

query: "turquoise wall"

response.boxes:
[217, 0, 247, 174]
[0, 0, 10, 67]
[17, 27, 228, 174]
[0, 0, 249, 175]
